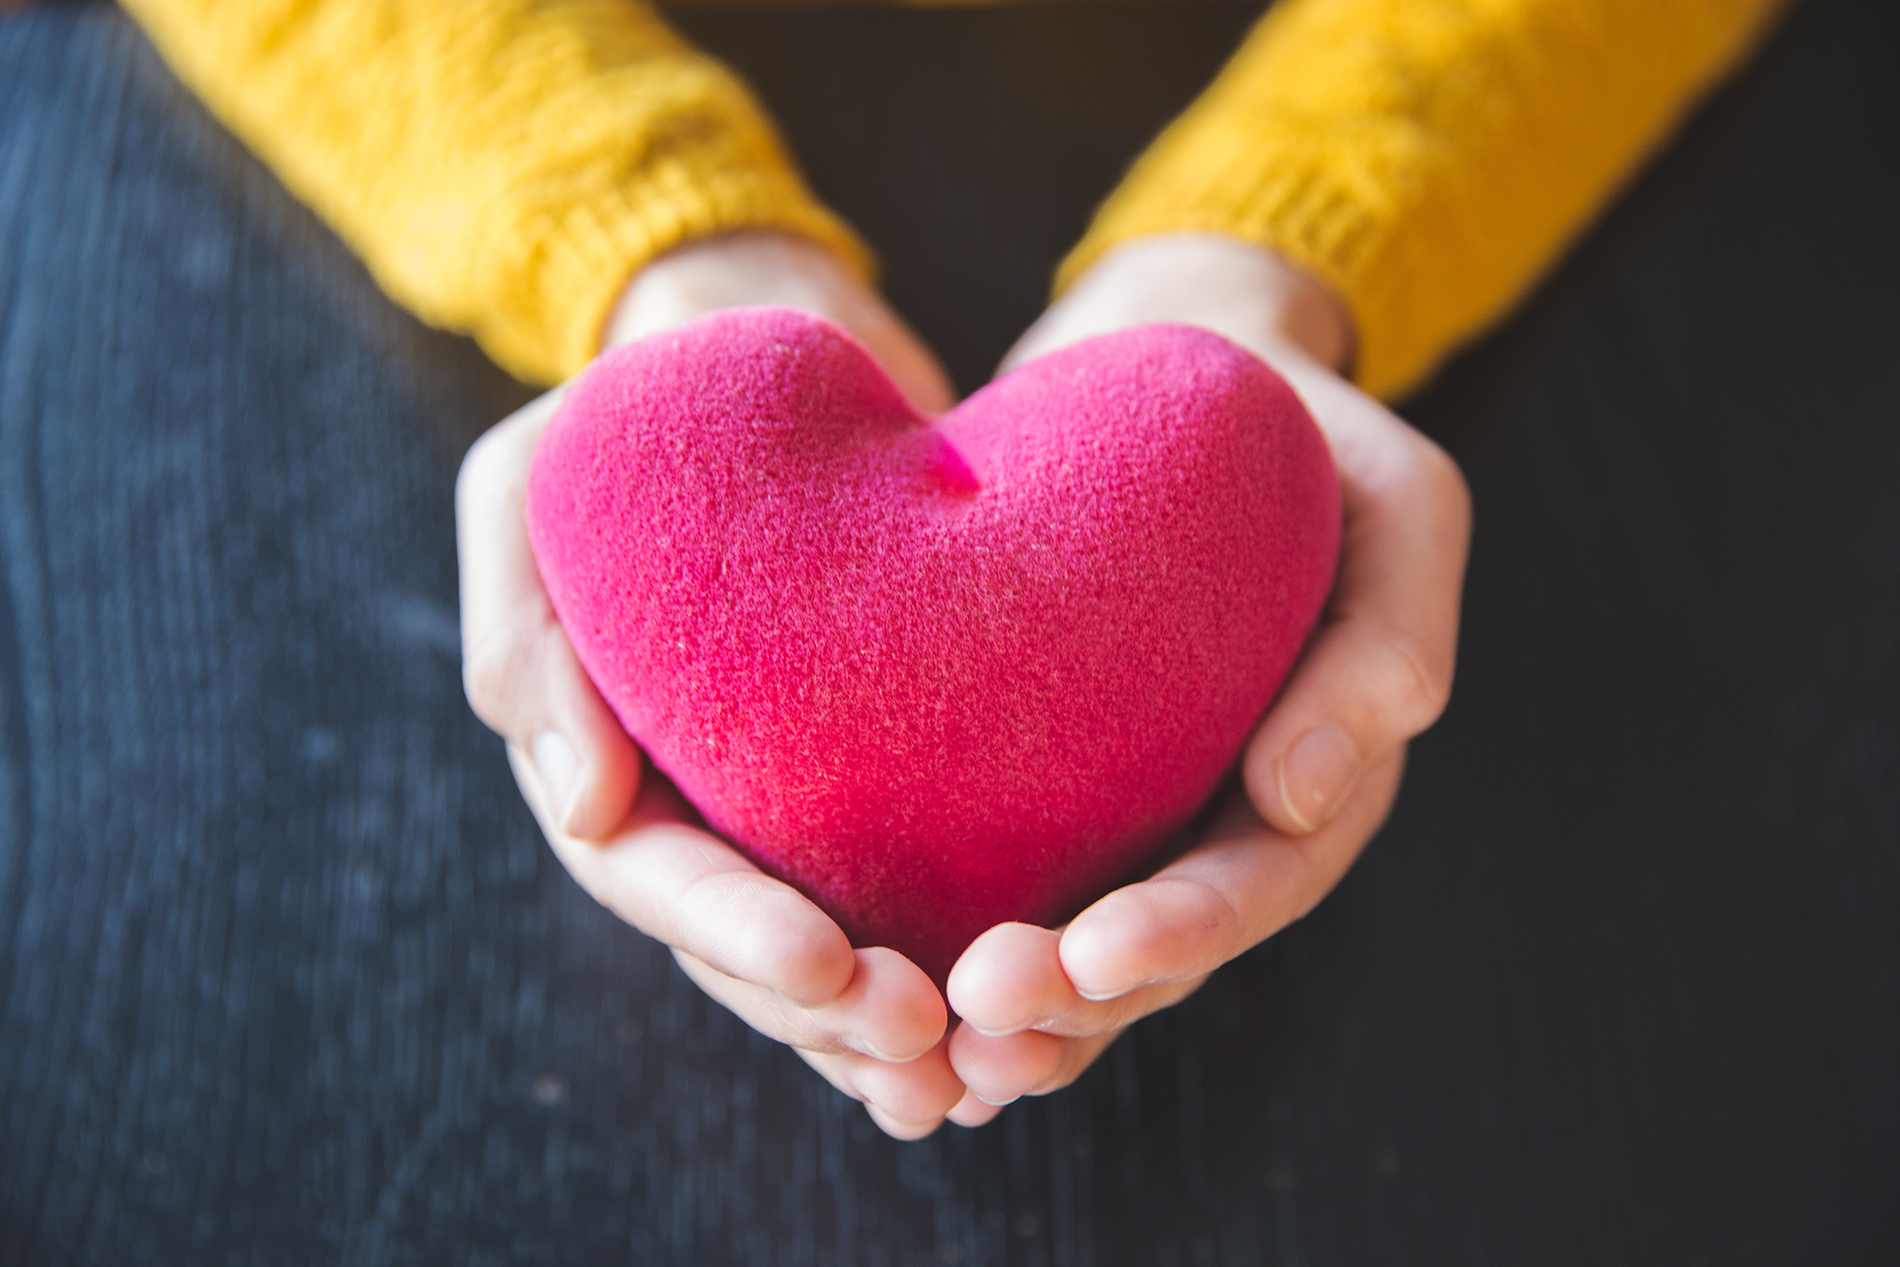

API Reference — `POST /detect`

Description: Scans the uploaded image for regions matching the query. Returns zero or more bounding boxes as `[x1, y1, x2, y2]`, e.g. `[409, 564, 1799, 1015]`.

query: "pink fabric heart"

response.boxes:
[528, 307, 1339, 987]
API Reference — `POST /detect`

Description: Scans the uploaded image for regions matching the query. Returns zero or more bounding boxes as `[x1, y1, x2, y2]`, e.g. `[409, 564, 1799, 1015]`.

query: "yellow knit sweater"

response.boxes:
[121, 0, 1783, 398]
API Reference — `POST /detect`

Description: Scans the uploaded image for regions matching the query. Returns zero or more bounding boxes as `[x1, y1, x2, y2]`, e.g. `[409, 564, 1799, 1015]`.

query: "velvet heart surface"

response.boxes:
[527, 307, 1340, 988]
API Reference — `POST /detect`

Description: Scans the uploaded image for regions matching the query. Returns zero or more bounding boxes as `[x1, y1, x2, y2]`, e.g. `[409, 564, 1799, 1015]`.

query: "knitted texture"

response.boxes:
[119, 0, 870, 385]
[121, 0, 1782, 395]
[1060, 0, 1786, 399]
[525, 308, 1340, 985]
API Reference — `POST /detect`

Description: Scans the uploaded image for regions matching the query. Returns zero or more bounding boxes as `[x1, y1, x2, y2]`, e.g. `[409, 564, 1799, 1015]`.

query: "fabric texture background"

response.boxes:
[1, 1, 1897, 1262]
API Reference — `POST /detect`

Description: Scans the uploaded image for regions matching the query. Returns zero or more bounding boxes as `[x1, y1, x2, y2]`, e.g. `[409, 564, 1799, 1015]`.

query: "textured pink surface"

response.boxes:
[527, 307, 1340, 987]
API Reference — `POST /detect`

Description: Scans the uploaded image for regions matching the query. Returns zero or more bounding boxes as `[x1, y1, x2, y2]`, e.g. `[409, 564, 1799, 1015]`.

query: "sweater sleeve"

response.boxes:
[1060, 0, 1787, 400]
[119, 0, 871, 386]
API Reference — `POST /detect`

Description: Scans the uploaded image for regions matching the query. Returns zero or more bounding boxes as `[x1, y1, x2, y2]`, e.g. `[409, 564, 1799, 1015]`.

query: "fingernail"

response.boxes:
[974, 1092, 1021, 1108]
[966, 1023, 1021, 1038]
[1278, 723, 1362, 832]
[1074, 984, 1144, 1003]
[965, 1015, 1049, 1038]
[533, 731, 580, 831]
[841, 1035, 908, 1063]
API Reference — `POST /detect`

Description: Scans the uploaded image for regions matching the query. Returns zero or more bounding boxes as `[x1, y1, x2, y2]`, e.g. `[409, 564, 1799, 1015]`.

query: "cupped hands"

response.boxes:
[455, 229, 1470, 1139]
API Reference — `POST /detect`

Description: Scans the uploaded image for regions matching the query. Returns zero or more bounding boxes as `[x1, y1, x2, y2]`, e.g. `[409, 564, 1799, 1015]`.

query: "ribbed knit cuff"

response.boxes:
[1062, 0, 1788, 402]
[1058, 117, 1420, 398]
[121, 0, 875, 389]
[498, 165, 872, 386]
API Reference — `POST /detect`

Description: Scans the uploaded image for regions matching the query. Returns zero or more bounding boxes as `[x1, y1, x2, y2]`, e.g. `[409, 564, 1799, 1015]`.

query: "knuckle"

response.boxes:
[1412, 436, 1473, 530]
[455, 418, 532, 520]
[455, 427, 507, 509]
[1372, 624, 1454, 735]
[758, 993, 830, 1052]
[1192, 877, 1249, 960]
[1156, 874, 1250, 969]
[462, 615, 546, 732]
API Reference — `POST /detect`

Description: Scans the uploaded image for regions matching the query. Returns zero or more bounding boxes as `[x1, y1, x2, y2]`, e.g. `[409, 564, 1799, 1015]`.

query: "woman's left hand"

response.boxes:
[938, 234, 1471, 1127]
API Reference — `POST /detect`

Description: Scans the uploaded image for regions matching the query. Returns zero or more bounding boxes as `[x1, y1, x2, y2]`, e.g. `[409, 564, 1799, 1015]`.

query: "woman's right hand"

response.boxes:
[455, 231, 971, 1139]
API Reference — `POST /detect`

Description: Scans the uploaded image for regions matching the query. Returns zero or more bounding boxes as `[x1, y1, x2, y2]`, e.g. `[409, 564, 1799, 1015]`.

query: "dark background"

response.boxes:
[1, 0, 1896, 1262]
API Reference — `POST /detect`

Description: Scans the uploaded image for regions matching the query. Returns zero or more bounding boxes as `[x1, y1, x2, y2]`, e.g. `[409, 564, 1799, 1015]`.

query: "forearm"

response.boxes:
[1063, 0, 1787, 399]
[121, 0, 869, 384]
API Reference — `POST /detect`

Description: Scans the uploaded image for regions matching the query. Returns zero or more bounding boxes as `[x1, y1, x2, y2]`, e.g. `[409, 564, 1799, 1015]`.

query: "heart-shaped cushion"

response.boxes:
[527, 307, 1339, 987]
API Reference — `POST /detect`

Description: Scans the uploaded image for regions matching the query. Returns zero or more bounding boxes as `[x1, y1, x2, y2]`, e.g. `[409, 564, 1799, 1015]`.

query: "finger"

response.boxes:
[797, 1037, 966, 1132]
[1030, 1028, 1123, 1097]
[511, 746, 858, 1006]
[945, 923, 1067, 1035]
[949, 1024, 1126, 1107]
[946, 1090, 1005, 1129]
[947, 1024, 1061, 1107]
[1244, 378, 1471, 836]
[672, 946, 946, 1062]
[458, 389, 641, 840]
[1060, 753, 1406, 1001]
[947, 922, 1203, 1038]
[866, 1105, 946, 1142]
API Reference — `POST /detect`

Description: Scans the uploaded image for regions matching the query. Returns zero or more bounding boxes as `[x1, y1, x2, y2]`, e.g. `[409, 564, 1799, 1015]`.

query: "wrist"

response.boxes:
[1061, 234, 1354, 374]
[603, 228, 955, 416]
[603, 230, 866, 351]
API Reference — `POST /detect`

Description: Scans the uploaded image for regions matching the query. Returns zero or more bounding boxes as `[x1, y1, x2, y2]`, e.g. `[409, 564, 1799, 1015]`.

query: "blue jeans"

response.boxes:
[2, 2, 1897, 1262]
